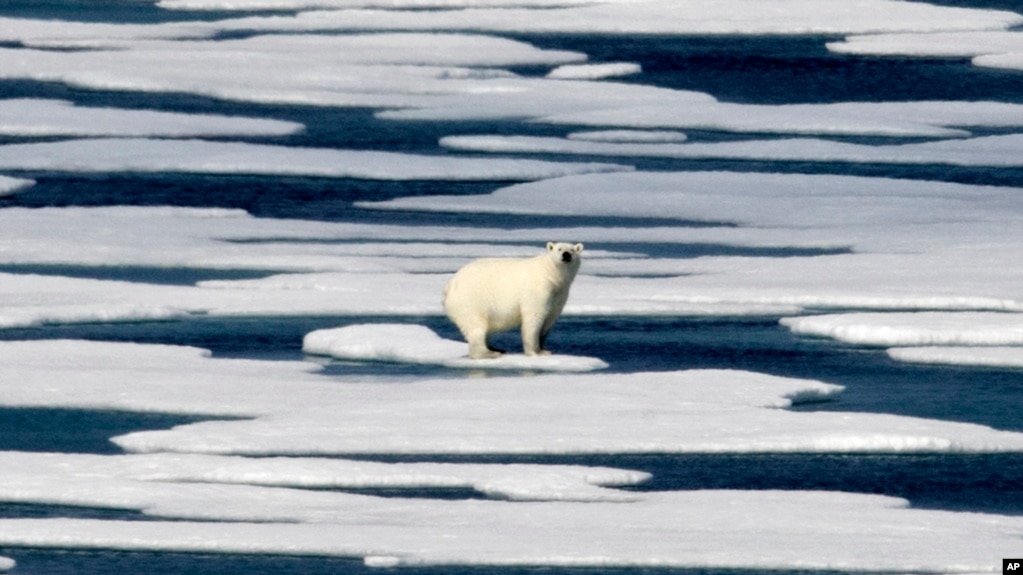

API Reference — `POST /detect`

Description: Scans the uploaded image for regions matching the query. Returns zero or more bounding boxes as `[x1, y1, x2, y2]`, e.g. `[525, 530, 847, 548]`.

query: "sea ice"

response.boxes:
[211, 0, 1023, 36]
[360, 170, 1023, 233]
[3, 338, 1022, 457]
[441, 133, 1023, 166]
[158, 0, 603, 9]
[0, 490, 1020, 571]
[975, 51, 1023, 71]
[781, 311, 1023, 347]
[537, 100, 1023, 138]
[828, 30, 1023, 72]
[0, 175, 33, 196]
[0, 451, 649, 505]
[0, 98, 303, 138]
[303, 323, 609, 371]
[0, 32, 596, 109]
[0, 138, 629, 180]
[546, 62, 641, 80]
[567, 129, 688, 143]
[0, 16, 213, 47]
[887, 346, 1023, 369]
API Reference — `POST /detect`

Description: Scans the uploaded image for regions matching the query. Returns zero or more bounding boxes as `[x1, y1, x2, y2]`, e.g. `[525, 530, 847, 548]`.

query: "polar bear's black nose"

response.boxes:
[561, 252, 573, 263]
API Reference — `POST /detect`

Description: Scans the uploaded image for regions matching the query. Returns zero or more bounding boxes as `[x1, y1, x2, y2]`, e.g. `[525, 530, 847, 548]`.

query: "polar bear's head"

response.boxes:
[547, 242, 584, 268]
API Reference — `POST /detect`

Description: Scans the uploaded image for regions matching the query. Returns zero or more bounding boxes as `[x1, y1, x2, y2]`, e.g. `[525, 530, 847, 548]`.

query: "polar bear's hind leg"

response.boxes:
[461, 318, 503, 359]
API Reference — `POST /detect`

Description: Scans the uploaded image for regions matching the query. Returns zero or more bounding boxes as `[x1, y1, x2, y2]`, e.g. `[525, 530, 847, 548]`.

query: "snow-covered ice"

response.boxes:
[441, 133, 1023, 166]
[0, 490, 1021, 571]
[781, 312, 1023, 347]
[567, 129, 688, 143]
[360, 171, 1023, 242]
[157, 0, 605, 10]
[1, 339, 1022, 459]
[536, 100, 1023, 138]
[1, 0, 1023, 571]
[0, 138, 628, 180]
[888, 346, 1023, 369]
[0, 175, 32, 196]
[209, 0, 1023, 36]
[0, 451, 649, 505]
[546, 62, 642, 80]
[828, 31, 1023, 71]
[783, 312, 1023, 368]
[303, 324, 609, 371]
[0, 33, 591, 108]
[0, 99, 302, 138]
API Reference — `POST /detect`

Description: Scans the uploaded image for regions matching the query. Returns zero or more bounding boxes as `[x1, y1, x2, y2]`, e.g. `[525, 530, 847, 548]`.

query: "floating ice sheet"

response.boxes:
[828, 30, 1023, 72]
[781, 311, 1023, 347]
[0, 99, 303, 138]
[441, 133, 1023, 166]
[360, 170, 1023, 232]
[0, 33, 592, 110]
[546, 62, 641, 80]
[888, 346, 1023, 369]
[2, 339, 1022, 456]
[536, 100, 1023, 138]
[157, 0, 628, 10]
[0, 451, 649, 505]
[0, 138, 629, 180]
[303, 323, 609, 371]
[0, 176, 33, 197]
[567, 129, 687, 143]
[0, 490, 1021, 571]
[210, 1, 1023, 36]
[0, 16, 213, 47]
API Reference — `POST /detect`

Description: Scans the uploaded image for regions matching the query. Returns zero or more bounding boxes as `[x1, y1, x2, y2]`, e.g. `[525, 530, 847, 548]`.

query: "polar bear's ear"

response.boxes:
[574, 243, 584, 253]
[547, 242, 555, 251]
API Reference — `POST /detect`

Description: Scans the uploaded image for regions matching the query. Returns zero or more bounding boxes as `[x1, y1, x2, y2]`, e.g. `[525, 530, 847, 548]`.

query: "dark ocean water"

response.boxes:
[1, 0, 1022, 573]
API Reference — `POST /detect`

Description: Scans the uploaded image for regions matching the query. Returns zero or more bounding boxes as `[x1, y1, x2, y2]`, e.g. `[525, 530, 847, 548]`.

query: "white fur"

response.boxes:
[443, 242, 584, 359]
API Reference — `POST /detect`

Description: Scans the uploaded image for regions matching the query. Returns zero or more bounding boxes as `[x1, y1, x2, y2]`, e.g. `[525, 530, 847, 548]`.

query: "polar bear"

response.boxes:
[443, 242, 584, 359]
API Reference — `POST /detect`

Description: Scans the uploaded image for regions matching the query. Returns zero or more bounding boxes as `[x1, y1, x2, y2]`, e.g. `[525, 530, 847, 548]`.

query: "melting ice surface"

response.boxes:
[303, 324, 610, 371]
[1, 0, 1023, 572]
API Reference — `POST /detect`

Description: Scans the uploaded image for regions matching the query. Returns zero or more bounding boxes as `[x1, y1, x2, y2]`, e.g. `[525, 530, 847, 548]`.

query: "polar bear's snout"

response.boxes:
[561, 251, 573, 263]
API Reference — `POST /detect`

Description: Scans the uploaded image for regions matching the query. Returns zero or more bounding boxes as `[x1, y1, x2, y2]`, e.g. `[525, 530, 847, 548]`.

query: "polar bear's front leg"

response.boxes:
[520, 312, 551, 356]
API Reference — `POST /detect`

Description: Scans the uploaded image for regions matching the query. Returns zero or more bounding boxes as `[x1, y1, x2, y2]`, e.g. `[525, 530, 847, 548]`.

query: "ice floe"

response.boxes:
[567, 129, 687, 143]
[0, 175, 32, 196]
[441, 133, 1023, 166]
[828, 30, 1023, 72]
[0, 33, 590, 108]
[0, 98, 303, 138]
[546, 62, 641, 80]
[158, 0, 603, 9]
[0, 138, 628, 180]
[976, 51, 1023, 72]
[537, 100, 1023, 138]
[4, 338, 1023, 456]
[0, 16, 212, 48]
[303, 323, 609, 371]
[781, 312, 1023, 347]
[0, 334, 1021, 568]
[0, 451, 649, 504]
[210, 1, 1023, 36]
[360, 171, 1023, 237]
[0, 490, 1021, 571]
[887, 346, 1023, 369]
[2, 1, 1023, 572]
[6, 21, 1020, 139]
